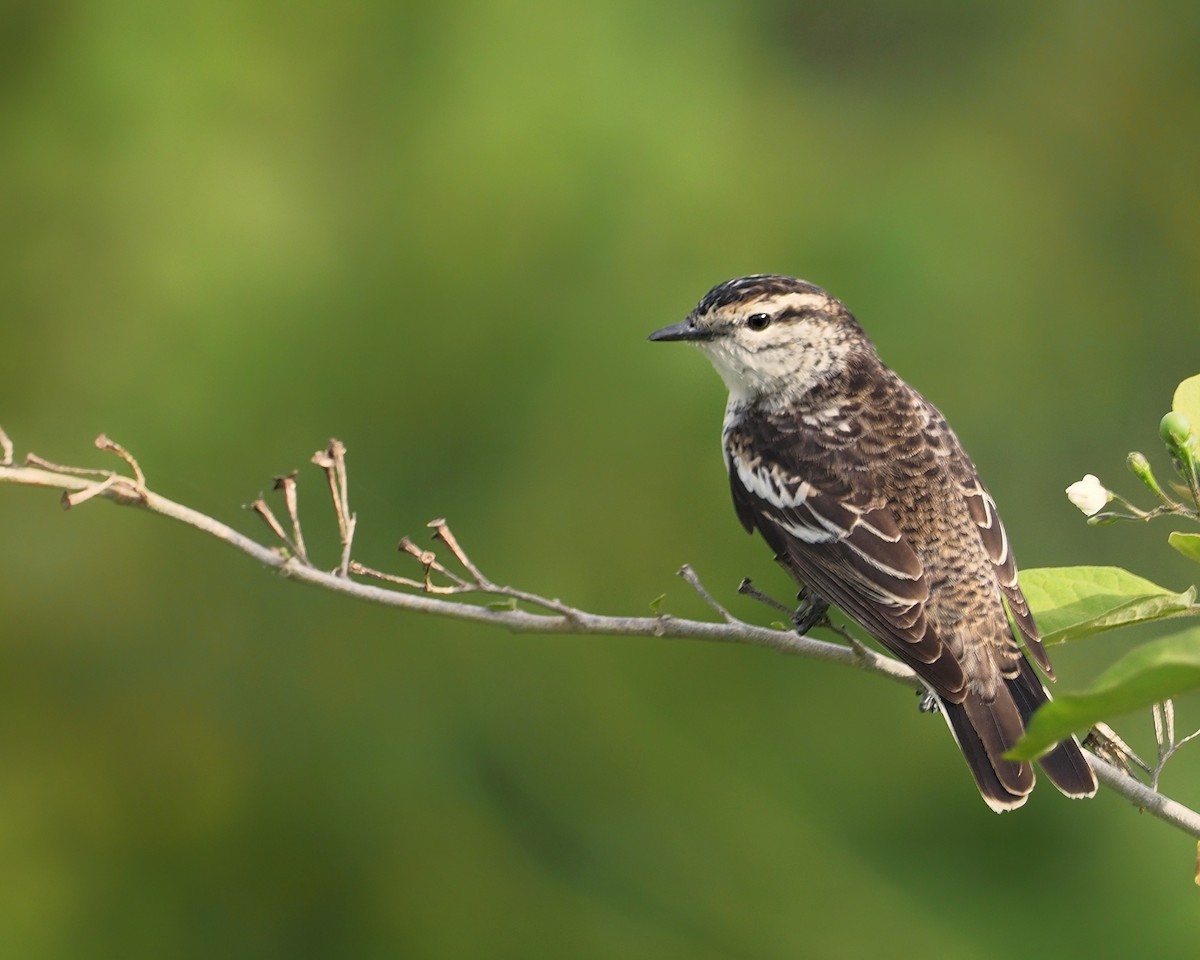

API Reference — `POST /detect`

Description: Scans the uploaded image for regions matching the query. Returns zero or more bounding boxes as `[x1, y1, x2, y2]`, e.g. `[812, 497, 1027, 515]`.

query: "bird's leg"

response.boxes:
[739, 578, 833, 636]
[917, 689, 940, 714]
[791, 585, 831, 635]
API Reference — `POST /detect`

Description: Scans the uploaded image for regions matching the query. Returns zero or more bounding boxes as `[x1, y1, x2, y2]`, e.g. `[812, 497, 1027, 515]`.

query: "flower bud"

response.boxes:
[1065, 474, 1110, 516]
[1127, 451, 1152, 478]
[1126, 451, 1166, 498]
[1160, 411, 1194, 448]
[1161, 411, 1199, 488]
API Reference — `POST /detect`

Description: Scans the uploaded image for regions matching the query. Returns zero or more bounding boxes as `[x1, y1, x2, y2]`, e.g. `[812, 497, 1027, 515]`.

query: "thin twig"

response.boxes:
[340, 516, 356, 577]
[1154, 702, 1169, 779]
[399, 536, 469, 591]
[416, 521, 579, 618]
[429, 518, 488, 585]
[350, 560, 466, 594]
[1087, 722, 1152, 777]
[272, 473, 309, 565]
[737, 578, 794, 618]
[26, 452, 113, 479]
[312, 440, 355, 576]
[1175, 728, 1200, 756]
[62, 475, 120, 509]
[678, 564, 737, 623]
[738, 576, 861, 646]
[95, 434, 146, 491]
[1150, 700, 1200, 790]
[248, 497, 297, 555]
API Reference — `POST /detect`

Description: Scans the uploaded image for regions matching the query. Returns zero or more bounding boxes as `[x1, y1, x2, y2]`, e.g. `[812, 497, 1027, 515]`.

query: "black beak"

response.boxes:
[647, 319, 711, 343]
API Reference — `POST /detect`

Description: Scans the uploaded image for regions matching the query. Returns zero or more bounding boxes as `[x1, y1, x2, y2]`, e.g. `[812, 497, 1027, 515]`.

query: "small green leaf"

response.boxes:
[486, 597, 517, 612]
[649, 593, 667, 615]
[1172, 373, 1200, 428]
[770, 621, 788, 631]
[1009, 628, 1200, 760]
[1020, 566, 1198, 645]
[1169, 531, 1200, 565]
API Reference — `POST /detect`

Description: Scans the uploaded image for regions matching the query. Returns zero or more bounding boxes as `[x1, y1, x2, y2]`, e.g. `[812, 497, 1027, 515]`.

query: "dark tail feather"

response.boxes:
[1007, 658, 1098, 799]
[942, 690, 1035, 813]
[1037, 739, 1097, 798]
[938, 655, 1098, 811]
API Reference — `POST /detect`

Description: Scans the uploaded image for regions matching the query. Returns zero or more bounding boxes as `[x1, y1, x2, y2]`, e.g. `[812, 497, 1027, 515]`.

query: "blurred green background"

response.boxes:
[3, 1, 1200, 956]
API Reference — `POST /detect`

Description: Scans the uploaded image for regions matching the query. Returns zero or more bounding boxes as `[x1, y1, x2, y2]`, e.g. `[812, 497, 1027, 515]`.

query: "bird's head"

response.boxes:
[649, 275, 871, 405]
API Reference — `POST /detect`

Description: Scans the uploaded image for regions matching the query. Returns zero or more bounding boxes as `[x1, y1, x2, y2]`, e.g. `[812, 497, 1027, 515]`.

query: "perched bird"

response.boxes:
[649, 274, 1097, 811]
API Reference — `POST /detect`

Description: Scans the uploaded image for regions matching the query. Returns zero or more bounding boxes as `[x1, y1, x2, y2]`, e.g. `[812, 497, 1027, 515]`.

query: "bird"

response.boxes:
[648, 274, 1097, 812]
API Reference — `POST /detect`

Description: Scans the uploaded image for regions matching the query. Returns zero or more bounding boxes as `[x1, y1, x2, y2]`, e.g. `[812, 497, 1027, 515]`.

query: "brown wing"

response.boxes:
[726, 429, 967, 702]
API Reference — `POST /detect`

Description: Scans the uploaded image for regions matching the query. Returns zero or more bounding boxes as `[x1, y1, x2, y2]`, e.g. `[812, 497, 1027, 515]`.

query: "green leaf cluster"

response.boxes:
[1011, 375, 1200, 759]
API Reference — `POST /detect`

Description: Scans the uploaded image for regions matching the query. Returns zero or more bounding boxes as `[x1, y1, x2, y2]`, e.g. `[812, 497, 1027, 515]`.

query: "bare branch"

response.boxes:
[1089, 752, 1200, 839]
[3, 428, 1200, 841]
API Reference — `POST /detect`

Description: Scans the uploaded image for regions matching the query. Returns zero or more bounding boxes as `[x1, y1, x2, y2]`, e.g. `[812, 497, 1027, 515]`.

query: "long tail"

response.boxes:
[939, 657, 1097, 812]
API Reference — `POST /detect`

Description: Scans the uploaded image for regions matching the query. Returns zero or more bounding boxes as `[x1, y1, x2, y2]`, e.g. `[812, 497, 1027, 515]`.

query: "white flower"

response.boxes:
[1065, 474, 1110, 516]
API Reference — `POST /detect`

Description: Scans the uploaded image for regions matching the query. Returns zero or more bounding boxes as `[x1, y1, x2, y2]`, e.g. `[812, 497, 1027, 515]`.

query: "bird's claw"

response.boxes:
[791, 588, 831, 635]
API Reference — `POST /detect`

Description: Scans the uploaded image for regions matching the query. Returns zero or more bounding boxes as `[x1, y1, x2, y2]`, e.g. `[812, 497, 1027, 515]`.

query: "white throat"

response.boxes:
[696, 336, 844, 409]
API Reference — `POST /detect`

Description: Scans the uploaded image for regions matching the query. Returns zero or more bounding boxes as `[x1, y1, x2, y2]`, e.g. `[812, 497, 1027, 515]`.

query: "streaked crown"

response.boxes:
[691, 274, 828, 316]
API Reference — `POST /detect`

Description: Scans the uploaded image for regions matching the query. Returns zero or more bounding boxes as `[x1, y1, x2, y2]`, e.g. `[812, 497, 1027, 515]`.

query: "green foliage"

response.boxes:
[1012, 631, 1200, 759]
[1013, 374, 1200, 761]
[1169, 531, 1200, 564]
[1172, 373, 1200, 429]
[1018, 566, 1198, 646]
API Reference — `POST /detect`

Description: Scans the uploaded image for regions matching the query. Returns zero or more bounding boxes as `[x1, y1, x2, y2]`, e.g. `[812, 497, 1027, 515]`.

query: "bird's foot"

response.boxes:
[791, 588, 831, 635]
[738, 579, 833, 636]
[917, 689, 940, 714]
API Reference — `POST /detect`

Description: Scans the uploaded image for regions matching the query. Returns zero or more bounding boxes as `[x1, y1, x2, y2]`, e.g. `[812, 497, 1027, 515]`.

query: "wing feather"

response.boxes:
[954, 467, 1053, 677]
[728, 450, 967, 700]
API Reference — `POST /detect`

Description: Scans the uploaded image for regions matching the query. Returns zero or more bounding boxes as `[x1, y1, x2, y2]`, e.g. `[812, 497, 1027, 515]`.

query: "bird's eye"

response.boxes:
[746, 313, 772, 331]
